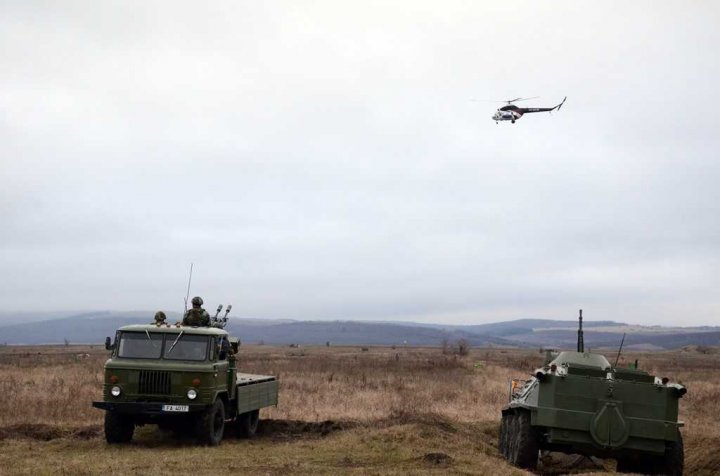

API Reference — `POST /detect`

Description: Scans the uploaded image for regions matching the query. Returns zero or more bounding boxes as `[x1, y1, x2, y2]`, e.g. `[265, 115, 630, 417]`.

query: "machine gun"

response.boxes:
[211, 304, 232, 329]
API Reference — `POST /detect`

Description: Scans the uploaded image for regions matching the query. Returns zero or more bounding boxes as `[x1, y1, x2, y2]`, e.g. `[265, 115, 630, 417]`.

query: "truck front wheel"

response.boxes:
[236, 409, 259, 438]
[105, 411, 134, 444]
[196, 399, 225, 446]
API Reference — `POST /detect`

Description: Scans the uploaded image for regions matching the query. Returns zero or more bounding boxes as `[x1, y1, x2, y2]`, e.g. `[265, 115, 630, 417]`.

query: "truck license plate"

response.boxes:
[162, 405, 189, 412]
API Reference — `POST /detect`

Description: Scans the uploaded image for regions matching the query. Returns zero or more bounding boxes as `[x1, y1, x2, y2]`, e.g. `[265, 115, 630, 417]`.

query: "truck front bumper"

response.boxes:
[92, 401, 211, 414]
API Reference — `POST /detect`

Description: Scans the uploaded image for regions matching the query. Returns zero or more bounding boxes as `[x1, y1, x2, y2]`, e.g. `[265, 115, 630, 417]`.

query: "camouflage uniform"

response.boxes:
[183, 296, 210, 326]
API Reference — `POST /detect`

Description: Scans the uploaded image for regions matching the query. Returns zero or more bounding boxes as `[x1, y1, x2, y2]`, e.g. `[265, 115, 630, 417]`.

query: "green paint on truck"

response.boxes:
[92, 323, 278, 446]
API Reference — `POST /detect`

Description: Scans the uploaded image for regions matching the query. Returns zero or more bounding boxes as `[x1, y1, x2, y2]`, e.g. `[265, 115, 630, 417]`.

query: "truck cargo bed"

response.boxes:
[236, 373, 276, 386]
[235, 374, 278, 414]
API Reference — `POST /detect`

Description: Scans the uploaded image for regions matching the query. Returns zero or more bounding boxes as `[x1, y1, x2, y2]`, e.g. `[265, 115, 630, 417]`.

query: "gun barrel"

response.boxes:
[577, 309, 584, 353]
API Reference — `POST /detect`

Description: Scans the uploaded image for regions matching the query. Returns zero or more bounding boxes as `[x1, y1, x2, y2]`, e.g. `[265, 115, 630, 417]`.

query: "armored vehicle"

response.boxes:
[499, 310, 686, 475]
[92, 322, 278, 446]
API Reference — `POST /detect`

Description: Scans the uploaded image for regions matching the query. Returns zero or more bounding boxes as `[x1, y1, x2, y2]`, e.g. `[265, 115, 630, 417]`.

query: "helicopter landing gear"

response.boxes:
[511, 119, 515, 124]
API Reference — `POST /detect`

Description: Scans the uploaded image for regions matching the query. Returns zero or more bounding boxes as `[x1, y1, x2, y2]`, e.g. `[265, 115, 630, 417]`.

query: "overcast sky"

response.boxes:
[1, 1, 719, 326]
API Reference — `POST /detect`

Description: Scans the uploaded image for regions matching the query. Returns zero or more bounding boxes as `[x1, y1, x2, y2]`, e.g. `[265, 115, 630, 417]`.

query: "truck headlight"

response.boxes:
[111, 386, 122, 397]
[187, 388, 198, 400]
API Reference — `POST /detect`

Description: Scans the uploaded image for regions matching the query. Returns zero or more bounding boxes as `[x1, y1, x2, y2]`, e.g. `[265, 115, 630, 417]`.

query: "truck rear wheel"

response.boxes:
[509, 410, 539, 470]
[236, 409, 260, 438]
[196, 399, 225, 446]
[105, 411, 134, 444]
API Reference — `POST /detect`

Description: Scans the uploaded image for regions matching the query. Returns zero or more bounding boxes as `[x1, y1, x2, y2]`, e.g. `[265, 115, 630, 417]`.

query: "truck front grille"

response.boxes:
[138, 370, 171, 395]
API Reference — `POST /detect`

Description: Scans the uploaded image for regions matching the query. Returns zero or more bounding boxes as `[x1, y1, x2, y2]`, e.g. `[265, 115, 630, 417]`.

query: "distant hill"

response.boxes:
[498, 328, 720, 349]
[0, 313, 512, 347]
[439, 319, 625, 337]
[0, 313, 717, 350]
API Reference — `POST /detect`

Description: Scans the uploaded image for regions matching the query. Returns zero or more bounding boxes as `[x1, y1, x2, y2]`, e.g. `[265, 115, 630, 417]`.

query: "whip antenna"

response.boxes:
[183, 263, 194, 313]
[614, 333, 627, 368]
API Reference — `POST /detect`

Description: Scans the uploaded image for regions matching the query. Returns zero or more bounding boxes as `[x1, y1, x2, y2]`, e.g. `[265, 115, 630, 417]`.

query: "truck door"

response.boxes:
[214, 336, 230, 397]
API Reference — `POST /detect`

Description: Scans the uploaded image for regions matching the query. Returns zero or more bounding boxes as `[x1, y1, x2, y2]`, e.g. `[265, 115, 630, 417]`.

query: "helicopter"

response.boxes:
[491, 96, 566, 124]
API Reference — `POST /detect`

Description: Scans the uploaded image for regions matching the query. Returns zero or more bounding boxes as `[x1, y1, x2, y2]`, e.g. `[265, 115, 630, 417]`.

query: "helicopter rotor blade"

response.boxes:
[507, 96, 539, 104]
[472, 97, 540, 104]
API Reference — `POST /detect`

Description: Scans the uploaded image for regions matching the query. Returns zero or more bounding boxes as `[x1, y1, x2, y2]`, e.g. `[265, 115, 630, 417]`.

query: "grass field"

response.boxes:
[0, 344, 718, 475]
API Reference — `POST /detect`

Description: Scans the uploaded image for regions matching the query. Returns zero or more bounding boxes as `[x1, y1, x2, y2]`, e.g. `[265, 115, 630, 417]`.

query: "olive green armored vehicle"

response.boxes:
[92, 311, 278, 446]
[499, 310, 686, 475]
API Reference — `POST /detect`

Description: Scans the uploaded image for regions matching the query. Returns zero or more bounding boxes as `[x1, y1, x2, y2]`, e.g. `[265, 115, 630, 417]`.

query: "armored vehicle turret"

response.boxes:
[499, 310, 686, 475]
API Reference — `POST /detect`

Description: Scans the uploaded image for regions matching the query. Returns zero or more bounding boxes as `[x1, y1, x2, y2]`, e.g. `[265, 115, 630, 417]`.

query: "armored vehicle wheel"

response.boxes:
[507, 413, 518, 460]
[104, 411, 134, 443]
[660, 429, 683, 476]
[236, 409, 260, 438]
[617, 430, 683, 475]
[508, 410, 539, 470]
[498, 413, 508, 457]
[196, 399, 225, 446]
[499, 412, 513, 458]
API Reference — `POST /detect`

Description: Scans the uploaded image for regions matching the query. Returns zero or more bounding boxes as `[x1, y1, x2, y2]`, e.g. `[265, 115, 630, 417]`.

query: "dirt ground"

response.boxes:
[0, 344, 717, 475]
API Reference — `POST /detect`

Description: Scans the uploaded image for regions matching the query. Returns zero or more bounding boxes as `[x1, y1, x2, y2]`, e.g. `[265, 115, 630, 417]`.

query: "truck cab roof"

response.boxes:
[118, 324, 229, 337]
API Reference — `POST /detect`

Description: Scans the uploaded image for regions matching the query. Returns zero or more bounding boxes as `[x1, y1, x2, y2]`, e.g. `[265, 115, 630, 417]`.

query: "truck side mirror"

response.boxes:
[105, 336, 114, 351]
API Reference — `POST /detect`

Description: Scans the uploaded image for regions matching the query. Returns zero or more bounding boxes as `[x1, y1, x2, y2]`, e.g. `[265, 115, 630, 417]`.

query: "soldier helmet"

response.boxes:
[191, 296, 204, 306]
[154, 311, 167, 322]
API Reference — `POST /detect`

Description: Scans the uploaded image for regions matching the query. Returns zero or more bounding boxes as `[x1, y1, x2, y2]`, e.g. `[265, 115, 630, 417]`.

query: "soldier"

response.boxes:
[153, 311, 167, 326]
[183, 296, 210, 326]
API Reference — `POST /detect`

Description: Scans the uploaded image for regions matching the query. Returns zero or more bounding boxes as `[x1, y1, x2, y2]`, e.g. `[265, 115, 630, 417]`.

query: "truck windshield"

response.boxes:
[163, 334, 209, 361]
[117, 332, 163, 359]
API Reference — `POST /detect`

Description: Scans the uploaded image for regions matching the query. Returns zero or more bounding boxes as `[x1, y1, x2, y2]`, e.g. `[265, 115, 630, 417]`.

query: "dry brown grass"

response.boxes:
[0, 344, 718, 475]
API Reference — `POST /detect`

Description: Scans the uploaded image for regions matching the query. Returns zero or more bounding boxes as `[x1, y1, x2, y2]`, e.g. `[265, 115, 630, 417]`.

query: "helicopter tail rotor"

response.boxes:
[555, 96, 567, 111]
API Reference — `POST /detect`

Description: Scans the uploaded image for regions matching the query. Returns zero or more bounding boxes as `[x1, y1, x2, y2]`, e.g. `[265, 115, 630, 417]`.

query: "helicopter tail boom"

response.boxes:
[519, 97, 567, 114]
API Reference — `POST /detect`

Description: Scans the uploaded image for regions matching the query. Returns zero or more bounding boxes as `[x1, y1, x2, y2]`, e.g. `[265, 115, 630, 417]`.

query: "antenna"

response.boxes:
[183, 263, 194, 313]
[577, 309, 584, 353]
[613, 333, 627, 368]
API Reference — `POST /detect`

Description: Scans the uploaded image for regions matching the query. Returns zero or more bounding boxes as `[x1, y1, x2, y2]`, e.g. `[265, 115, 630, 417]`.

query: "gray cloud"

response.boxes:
[1, 1, 719, 325]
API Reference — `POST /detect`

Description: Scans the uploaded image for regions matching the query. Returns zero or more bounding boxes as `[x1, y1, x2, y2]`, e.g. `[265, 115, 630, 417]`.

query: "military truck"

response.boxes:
[92, 322, 278, 446]
[499, 310, 686, 475]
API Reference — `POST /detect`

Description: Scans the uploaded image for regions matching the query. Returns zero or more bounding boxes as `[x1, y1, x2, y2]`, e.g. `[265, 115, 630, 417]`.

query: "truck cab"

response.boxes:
[93, 324, 278, 445]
